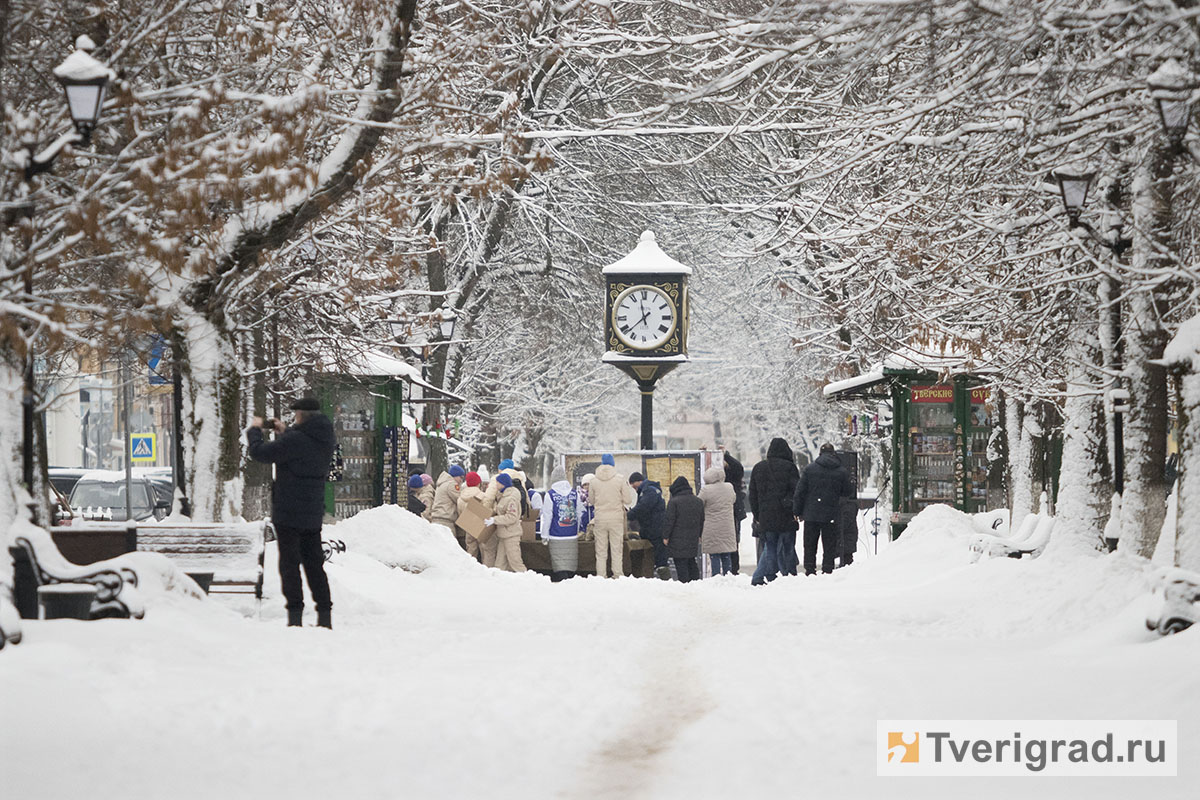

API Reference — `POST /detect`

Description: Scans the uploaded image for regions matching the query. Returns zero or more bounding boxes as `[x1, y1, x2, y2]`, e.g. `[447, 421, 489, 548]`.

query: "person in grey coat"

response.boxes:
[663, 476, 705, 583]
[698, 466, 736, 575]
[793, 443, 854, 575]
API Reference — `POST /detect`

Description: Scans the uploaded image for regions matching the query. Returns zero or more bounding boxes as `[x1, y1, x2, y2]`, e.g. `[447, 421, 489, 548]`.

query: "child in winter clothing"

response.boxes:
[407, 473, 428, 517]
[486, 473, 526, 572]
[458, 471, 496, 565]
[417, 473, 435, 522]
[430, 465, 464, 536]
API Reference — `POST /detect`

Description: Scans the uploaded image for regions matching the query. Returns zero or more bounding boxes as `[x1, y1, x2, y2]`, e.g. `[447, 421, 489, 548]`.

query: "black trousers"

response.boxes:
[673, 556, 700, 583]
[277, 525, 332, 612]
[803, 520, 839, 575]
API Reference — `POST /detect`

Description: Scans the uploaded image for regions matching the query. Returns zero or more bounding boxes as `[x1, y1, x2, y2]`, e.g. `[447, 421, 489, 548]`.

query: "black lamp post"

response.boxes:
[1148, 58, 1194, 155]
[436, 304, 457, 342]
[18, 36, 114, 514]
[1051, 167, 1131, 254]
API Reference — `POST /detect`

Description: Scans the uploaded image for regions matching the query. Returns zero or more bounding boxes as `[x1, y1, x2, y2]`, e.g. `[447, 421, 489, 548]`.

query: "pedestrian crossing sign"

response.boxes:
[130, 434, 157, 463]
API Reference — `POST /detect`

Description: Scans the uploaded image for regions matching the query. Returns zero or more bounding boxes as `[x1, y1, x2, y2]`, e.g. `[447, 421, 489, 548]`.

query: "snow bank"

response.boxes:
[326, 504, 485, 578]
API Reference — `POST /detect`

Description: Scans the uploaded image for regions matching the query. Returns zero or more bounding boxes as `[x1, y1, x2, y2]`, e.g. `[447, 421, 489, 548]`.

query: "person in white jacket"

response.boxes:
[540, 466, 587, 581]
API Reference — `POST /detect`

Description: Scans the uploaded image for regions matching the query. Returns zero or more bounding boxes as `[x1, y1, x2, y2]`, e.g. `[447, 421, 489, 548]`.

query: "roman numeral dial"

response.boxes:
[612, 285, 676, 350]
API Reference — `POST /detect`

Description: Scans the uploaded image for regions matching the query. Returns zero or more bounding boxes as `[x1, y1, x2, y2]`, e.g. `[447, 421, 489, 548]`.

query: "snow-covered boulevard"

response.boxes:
[2, 506, 1196, 800]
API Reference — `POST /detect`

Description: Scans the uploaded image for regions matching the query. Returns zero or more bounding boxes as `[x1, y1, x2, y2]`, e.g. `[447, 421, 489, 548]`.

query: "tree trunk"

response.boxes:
[1119, 149, 1175, 558]
[1007, 397, 1035, 532]
[176, 315, 244, 521]
[1051, 324, 1110, 555]
[1176, 369, 1200, 571]
[0, 357, 24, 545]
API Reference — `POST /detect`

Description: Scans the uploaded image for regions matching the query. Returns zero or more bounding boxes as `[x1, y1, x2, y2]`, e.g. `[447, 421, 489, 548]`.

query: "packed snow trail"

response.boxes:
[2, 505, 1197, 799]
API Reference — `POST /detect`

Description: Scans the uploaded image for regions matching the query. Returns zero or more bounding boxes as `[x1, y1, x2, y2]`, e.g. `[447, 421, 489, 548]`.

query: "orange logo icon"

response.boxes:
[887, 732, 920, 763]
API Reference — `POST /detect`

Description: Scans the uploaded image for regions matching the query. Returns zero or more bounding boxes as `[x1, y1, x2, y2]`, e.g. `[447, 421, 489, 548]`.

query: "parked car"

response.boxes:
[68, 470, 173, 522]
[47, 467, 90, 499]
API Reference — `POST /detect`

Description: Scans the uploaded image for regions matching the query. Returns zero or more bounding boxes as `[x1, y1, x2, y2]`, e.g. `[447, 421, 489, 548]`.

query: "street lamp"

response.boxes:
[1148, 58, 1194, 154]
[1051, 167, 1131, 254]
[24, 36, 114, 181]
[437, 304, 457, 342]
[1051, 168, 1095, 227]
[52, 36, 112, 145]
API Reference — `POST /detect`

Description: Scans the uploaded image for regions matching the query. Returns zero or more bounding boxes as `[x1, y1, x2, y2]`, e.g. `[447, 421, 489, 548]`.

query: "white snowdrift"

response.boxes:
[327, 504, 486, 577]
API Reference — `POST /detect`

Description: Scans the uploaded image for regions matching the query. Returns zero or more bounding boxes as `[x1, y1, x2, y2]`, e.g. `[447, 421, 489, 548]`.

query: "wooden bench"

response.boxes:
[1, 594, 22, 648]
[135, 521, 270, 599]
[9, 526, 144, 620]
[50, 522, 138, 565]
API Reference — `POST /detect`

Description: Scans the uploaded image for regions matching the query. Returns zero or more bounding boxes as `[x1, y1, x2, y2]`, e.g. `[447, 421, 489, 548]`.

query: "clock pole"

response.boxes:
[601, 231, 692, 451]
[637, 377, 657, 450]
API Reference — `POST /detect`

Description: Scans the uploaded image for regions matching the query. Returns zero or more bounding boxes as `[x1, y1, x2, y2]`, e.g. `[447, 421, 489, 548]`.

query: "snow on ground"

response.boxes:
[2, 504, 1198, 799]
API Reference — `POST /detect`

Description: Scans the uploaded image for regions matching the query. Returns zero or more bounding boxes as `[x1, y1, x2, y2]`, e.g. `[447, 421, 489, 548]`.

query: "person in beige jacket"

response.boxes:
[588, 454, 636, 578]
[457, 471, 498, 566]
[699, 466, 737, 575]
[430, 465, 465, 532]
[485, 473, 526, 572]
[417, 474, 436, 522]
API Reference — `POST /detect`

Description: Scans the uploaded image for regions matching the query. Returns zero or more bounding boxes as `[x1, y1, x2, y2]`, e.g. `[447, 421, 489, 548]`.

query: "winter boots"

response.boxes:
[287, 608, 332, 628]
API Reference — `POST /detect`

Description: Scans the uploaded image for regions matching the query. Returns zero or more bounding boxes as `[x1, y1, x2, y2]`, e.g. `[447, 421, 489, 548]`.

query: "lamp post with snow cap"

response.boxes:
[1148, 58, 1194, 155]
[12, 36, 116, 519]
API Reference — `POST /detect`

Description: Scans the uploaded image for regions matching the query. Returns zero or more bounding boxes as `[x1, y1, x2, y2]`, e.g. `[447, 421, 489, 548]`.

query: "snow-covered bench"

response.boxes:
[968, 513, 1054, 561]
[135, 521, 270, 599]
[1, 594, 21, 648]
[8, 526, 145, 619]
[1145, 568, 1200, 635]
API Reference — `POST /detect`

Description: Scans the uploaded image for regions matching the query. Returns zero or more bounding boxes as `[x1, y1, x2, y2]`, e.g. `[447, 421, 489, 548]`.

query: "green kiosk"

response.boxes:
[315, 351, 465, 521]
[825, 366, 1003, 539]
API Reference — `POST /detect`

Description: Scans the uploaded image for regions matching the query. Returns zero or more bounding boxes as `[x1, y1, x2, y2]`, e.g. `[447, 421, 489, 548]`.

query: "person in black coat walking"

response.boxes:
[628, 472, 669, 579]
[247, 397, 337, 628]
[663, 476, 705, 583]
[749, 437, 800, 585]
[723, 450, 747, 575]
[793, 443, 854, 575]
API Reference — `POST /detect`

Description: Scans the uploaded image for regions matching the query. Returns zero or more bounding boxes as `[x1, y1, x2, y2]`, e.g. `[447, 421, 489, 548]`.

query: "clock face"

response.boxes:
[612, 285, 676, 349]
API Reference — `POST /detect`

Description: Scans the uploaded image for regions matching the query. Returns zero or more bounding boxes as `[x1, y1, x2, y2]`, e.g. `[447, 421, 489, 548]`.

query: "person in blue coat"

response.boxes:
[628, 472, 668, 579]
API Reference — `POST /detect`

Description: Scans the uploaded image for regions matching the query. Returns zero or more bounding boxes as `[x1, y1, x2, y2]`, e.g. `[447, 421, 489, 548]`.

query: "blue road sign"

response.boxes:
[130, 433, 157, 463]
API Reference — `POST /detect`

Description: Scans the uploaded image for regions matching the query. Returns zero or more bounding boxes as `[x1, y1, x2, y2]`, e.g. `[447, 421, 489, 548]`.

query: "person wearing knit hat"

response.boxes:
[485, 472, 527, 572]
[407, 473, 429, 518]
[415, 473, 436, 522]
[457, 470, 496, 566]
[588, 454, 636, 578]
[430, 465, 466, 542]
[498, 458, 515, 471]
[628, 470, 669, 579]
[541, 465, 584, 581]
[579, 473, 596, 534]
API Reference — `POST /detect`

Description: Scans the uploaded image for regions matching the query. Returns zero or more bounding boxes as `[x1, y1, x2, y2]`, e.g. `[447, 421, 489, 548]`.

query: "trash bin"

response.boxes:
[37, 583, 99, 620]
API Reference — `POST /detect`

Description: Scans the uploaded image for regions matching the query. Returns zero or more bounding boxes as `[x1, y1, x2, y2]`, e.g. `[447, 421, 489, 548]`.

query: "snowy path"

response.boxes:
[3, 507, 1198, 799]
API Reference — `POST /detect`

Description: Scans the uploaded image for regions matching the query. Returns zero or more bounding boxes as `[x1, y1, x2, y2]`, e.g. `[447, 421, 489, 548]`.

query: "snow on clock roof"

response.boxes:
[601, 230, 693, 275]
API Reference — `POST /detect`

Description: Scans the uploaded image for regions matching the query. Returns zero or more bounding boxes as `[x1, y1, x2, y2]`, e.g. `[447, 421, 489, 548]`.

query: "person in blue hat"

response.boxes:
[430, 464, 466, 537]
[407, 473, 428, 517]
[588, 454, 636, 578]
[484, 472, 527, 572]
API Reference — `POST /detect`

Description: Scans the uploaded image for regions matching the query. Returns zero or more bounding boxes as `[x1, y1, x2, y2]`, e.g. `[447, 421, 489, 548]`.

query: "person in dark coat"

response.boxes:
[247, 397, 338, 628]
[748, 437, 800, 585]
[663, 476, 705, 583]
[407, 473, 427, 517]
[723, 450, 747, 574]
[793, 443, 854, 575]
[628, 472, 669, 579]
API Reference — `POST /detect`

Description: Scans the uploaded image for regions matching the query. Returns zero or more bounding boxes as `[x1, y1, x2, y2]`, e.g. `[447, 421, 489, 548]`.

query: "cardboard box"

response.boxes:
[459, 497, 496, 543]
[521, 520, 536, 542]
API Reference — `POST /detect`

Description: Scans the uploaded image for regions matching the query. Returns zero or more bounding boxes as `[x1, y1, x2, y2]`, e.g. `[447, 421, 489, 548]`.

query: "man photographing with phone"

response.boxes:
[246, 397, 338, 629]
